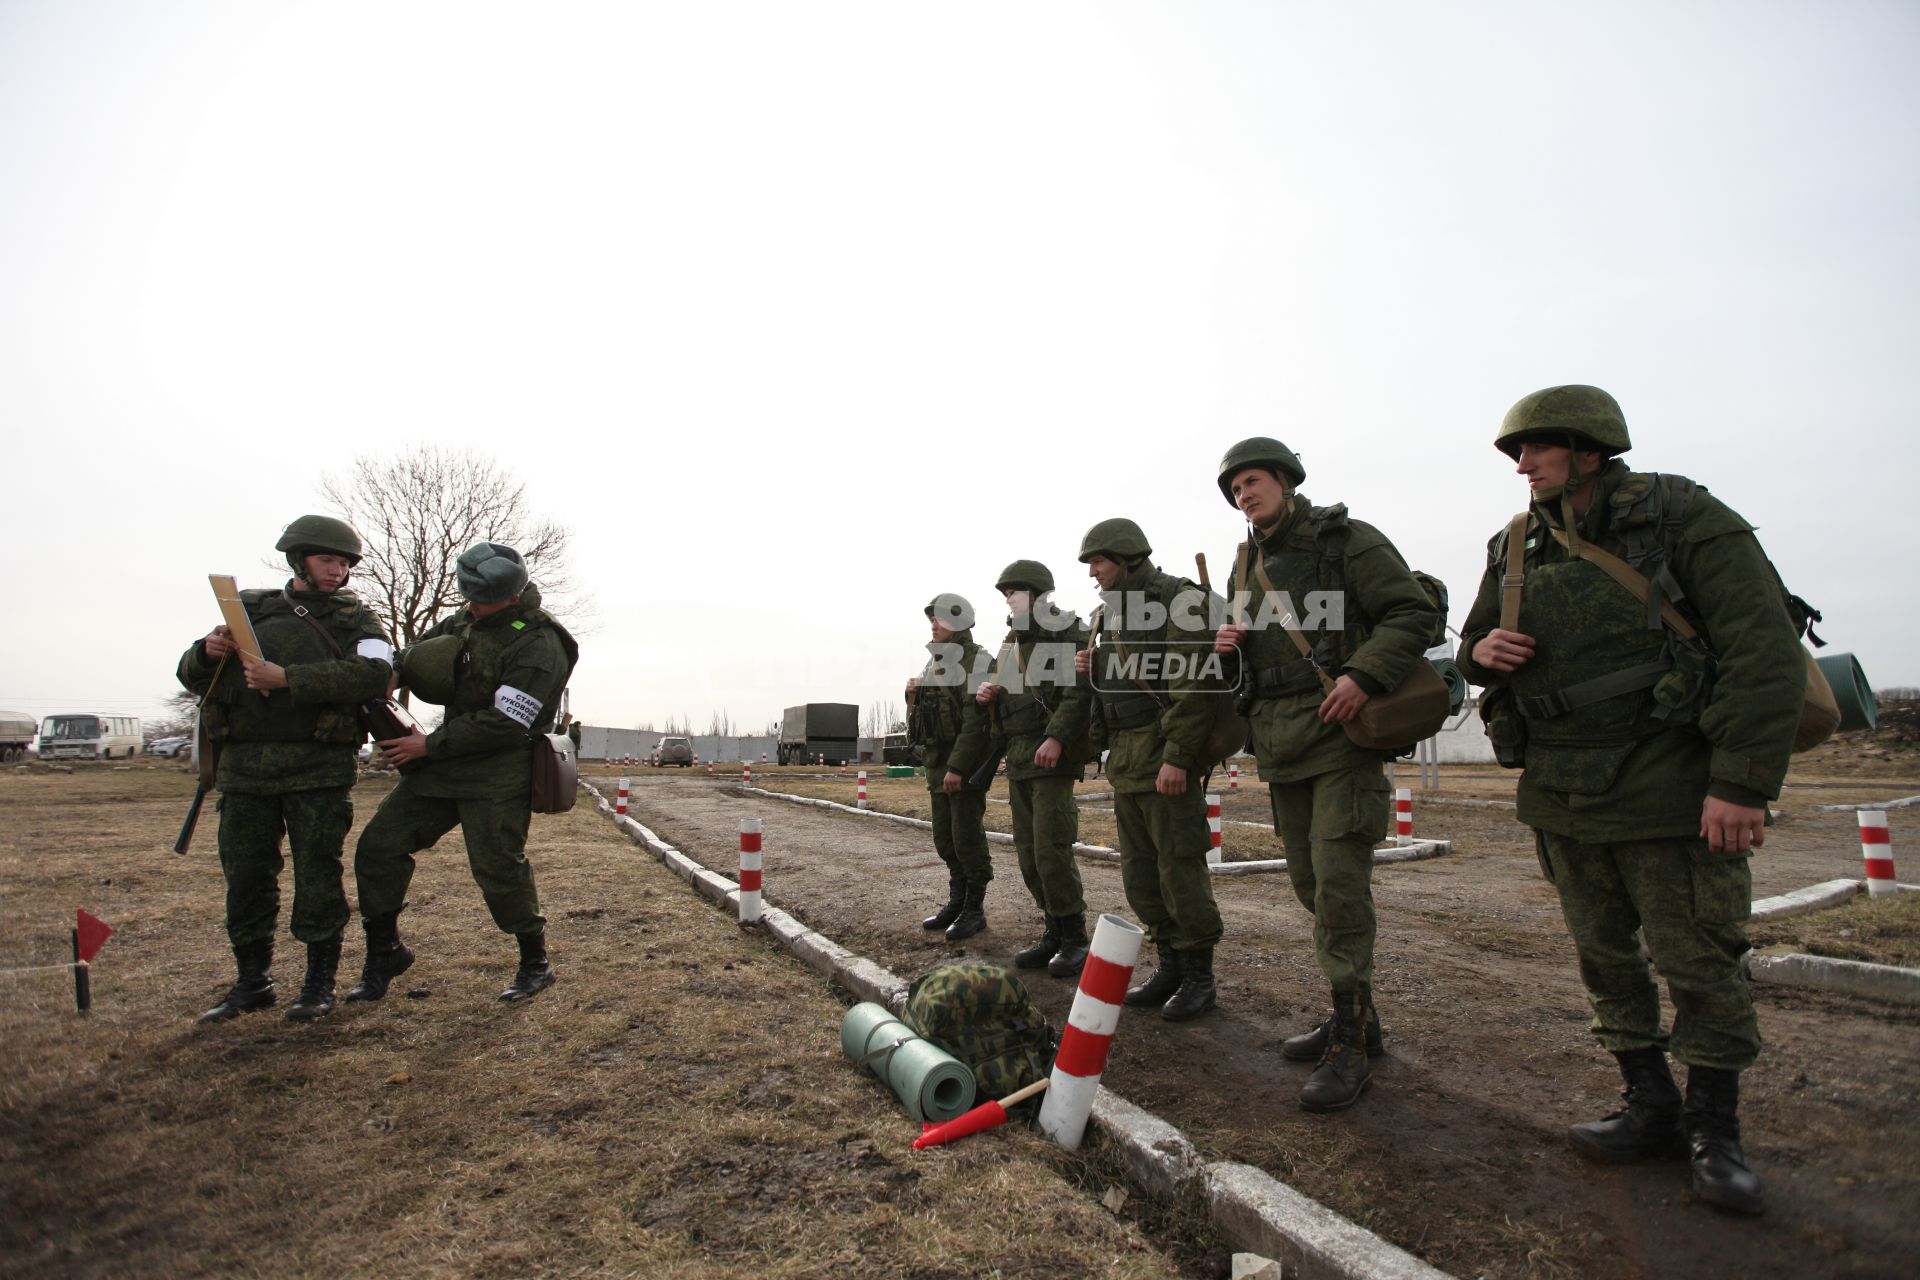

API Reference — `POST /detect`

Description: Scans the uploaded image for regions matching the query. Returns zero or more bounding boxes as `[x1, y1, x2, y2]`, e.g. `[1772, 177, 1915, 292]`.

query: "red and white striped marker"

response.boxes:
[1206, 793, 1222, 866]
[743, 762, 752, 784]
[1861, 811, 1897, 897]
[761, 752, 768, 764]
[706, 761, 714, 775]
[1229, 763, 1239, 792]
[857, 770, 869, 809]
[1037, 913, 1144, 1150]
[817, 752, 824, 767]
[1395, 787, 1413, 845]
[616, 777, 629, 816]
[738, 818, 763, 922]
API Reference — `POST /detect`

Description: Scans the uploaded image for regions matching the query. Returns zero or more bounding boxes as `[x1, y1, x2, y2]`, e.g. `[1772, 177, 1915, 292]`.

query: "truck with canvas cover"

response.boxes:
[779, 702, 859, 765]
[0, 712, 35, 763]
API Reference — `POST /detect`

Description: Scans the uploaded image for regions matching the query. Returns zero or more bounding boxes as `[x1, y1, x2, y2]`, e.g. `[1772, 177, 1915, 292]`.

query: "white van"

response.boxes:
[39, 714, 143, 760]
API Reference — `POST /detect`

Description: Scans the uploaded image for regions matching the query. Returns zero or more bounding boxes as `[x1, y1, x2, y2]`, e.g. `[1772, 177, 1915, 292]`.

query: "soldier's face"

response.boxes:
[929, 618, 957, 642]
[1515, 442, 1602, 497]
[300, 553, 353, 593]
[1085, 554, 1124, 590]
[1228, 466, 1290, 529]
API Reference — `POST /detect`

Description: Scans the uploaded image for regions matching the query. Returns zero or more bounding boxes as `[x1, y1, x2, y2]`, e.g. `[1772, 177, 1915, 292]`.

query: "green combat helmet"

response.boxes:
[1077, 518, 1152, 563]
[1216, 437, 1306, 505]
[925, 593, 976, 631]
[994, 560, 1055, 595]
[275, 514, 363, 575]
[1495, 385, 1632, 458]
[399, 635, 464, 705]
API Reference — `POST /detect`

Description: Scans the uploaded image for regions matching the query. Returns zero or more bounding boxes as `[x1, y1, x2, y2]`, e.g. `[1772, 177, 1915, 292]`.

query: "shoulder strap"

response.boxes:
[286, 600, 347, 658]
[1250, 551, 1337, 694]
[1499, 512, 1530, 631]
[1545, 527, 1699, 640]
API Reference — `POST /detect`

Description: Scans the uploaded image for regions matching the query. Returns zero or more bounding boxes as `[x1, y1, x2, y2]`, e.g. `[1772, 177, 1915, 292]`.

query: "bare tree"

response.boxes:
[318, 445, 590, 648]
[706, 709, 734, 737]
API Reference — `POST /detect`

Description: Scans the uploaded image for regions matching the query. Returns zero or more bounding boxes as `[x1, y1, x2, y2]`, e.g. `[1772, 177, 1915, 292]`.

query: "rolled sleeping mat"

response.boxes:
[1430, 657, 1469, 716]
[840, 1002, 976, 1124]
[1814, 652, 1877, 732]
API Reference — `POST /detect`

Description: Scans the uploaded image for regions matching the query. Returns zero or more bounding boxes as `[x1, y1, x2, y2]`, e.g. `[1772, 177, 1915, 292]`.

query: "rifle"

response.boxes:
[175, 654, 228, 854]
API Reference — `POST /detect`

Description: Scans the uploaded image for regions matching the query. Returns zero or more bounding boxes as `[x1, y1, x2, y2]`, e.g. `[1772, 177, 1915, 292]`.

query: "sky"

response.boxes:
[4, 0, 1916, 738]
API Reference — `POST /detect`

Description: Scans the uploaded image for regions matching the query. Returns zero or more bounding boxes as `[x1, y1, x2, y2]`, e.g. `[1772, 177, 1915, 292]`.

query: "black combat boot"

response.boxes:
[1684, 1066, 1765, 1215]
[1281, 1002, 1386, 1062]
[1161, 946, 1217, 1022]
[1300, 991, 1372, 1112]
[284, 938, 342, 1023]
[1123, 947, 1183, 1007]
[922, 876, 966, 930]
[1047, 913, 1091, 979]
[344, 915, 415, 1003]
[1012, 916, 1061, 969]
[501, 931, 557, 1003]
[945, 882, 988, 942]
[1568, 1047, 1685, 1162]
[195, 939, 276, 1024]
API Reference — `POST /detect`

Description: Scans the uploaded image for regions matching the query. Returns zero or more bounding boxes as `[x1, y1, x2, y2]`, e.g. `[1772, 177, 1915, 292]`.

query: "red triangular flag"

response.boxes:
[76, 910, 112, 963]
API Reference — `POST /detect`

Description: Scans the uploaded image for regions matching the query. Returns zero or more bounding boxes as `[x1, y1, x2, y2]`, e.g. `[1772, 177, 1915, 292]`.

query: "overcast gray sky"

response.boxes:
[4, 1, 1915, 738]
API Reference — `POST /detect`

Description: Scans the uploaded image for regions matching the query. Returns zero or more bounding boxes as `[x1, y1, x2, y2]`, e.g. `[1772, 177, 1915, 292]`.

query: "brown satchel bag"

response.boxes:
[1239, 540, 1450, 752]
[531, 731, 578, 814]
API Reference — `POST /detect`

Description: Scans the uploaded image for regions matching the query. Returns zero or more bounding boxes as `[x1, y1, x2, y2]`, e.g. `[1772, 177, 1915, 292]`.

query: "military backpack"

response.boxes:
[904, 962, 1055, 1112]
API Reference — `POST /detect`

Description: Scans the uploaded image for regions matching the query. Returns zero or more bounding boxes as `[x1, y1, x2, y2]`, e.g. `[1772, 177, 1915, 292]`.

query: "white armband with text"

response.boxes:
[357, 638, 395, 664]
[495, 685, 542, 728]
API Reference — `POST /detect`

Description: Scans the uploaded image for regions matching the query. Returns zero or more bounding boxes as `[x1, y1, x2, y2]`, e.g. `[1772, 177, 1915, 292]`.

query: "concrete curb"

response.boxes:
[1816, 795, 1920, 812]
[737, 783, 1131, 862]
[583, 780, 1454, 1280]
[1745, 951, 1920, 1005]
[1750, 878, 1863, 921]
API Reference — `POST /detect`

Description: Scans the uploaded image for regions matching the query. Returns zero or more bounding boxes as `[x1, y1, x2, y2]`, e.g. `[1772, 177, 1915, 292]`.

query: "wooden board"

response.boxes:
[207, 575, 264, 664]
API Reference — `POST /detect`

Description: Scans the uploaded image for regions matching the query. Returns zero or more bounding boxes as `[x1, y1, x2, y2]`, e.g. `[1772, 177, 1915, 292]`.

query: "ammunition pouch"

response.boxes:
[1479, 686, 1527, 770]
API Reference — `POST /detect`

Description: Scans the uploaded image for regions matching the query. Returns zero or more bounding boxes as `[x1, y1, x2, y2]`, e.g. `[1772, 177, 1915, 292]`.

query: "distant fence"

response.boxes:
[576, 729, 897, 764]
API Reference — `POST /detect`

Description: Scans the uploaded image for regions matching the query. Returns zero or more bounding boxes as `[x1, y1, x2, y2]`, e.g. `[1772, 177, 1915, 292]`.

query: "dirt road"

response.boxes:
[621, 770, 1920, 1280]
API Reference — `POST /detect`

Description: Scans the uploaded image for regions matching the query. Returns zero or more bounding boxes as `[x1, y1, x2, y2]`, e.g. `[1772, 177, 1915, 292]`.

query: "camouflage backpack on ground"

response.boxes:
[904, 963, 1055, 1115]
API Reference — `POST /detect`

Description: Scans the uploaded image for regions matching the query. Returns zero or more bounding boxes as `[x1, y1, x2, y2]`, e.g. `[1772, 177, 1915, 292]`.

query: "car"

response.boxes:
[652, 736, 694, 767]
[148, 735, 192, 758]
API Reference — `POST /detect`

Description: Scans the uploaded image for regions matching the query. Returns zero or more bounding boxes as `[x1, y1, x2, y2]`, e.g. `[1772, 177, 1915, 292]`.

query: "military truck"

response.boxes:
[778, 703, 858, 765]
[0, 712, 35, 763]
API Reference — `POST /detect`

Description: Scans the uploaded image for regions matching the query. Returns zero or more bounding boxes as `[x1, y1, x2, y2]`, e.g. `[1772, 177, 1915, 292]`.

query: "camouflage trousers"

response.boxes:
[928, 785, 993, 885]
[217, 787, 354, 947]
[1008, 773, 1085, 917]
[1535, 829, 1759, 1071]
[1113, 782, 1222, 951]
[354, 783, 545, 936]
[1270, 762, 1390, 997]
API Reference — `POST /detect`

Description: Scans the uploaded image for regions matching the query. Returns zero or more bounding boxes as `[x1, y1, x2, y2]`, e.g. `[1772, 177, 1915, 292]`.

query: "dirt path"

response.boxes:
[621, 772, 1920, 1280]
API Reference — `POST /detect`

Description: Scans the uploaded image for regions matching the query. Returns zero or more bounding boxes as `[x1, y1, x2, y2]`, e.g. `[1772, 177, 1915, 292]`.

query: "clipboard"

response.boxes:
[208, 575, 265, 664]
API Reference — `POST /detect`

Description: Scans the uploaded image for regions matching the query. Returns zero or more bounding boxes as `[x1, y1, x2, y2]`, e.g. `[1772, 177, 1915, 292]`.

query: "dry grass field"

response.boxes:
[0, 765, 1199, 1280]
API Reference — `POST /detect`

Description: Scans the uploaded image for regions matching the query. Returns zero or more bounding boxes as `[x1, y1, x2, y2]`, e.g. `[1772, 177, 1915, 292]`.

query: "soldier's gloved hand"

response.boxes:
[1214, 623, 1247, 655]
[1155, 762, 1188, 797]
[1472, 628, 1537, 672]
[976, 682, 1002, 706]
[942, 770, 964, 795]
[1033, 737, 1063, 769]
[1701, 796, 1767, 855]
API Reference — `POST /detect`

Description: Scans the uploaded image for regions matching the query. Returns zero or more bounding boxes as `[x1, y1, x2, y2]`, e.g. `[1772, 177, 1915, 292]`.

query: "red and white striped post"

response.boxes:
[1206, 793, 1222, 865]
[738, 818, 763, 923]
[743, 762, 752, 784]
[857, 770, 869, 809]
[1394, 787, 1413, 845]
[616, 778, 629, 816]
[1037, 913, 1144, 1150]
[1229, 762, 1239, 792]
[706, 761, 714, 775]
[816, 752, 823, 767]
[1861, 811, 1897, 897]
[761, 751, 768, 764]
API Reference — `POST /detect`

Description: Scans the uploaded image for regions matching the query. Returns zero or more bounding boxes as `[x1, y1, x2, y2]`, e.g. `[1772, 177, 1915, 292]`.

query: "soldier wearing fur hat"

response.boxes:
[177, 514, 395, 1025]
[347, 541, 579, 1005]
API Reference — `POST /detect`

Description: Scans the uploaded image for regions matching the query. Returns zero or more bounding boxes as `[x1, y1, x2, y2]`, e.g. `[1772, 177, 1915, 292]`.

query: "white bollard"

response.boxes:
[1395, 787, 1413, 845]
[857, 770, 868, 809]
[616, 778, 629, 816]
[706, 761, 714, 775]
[1861, 811, 1897, 897]
[1229, 762, 1238, 792]
[1038, 914, 1144, 1150]
[743, 762, 752, 784]
[738, 818, 763, 923]
[1206, 793, 1222, 865]
[761, 751, 768, 764]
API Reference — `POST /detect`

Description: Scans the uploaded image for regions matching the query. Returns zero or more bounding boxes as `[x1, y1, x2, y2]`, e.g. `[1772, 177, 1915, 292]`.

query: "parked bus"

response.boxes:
[38, 713, 143, 760]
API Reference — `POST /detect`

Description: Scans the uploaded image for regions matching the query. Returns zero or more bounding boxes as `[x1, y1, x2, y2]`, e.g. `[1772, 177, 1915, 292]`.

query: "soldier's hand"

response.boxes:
[942, 770, 964, 795]
[1214, 623, 1247, 654]
[1319, 674, 1371, 724]
[905, 678, 920, 699]
[242, 657, 289, 692]
[203, 626, 234, 660]
[1073, 648, 1093, 675]
[1155, 762, 1188, 797]
[976, 682, 1002, 706]
[1701, 796, 1767, 855]
[1033, 737, 1062, 769]
[1472, 628, 1537, 672]
[377, 729, 429, 767]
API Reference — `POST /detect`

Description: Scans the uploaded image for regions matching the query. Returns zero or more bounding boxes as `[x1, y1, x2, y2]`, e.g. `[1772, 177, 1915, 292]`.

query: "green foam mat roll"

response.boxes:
[840, 1001, 975, 1123]
[1815, 651, 1877, 732]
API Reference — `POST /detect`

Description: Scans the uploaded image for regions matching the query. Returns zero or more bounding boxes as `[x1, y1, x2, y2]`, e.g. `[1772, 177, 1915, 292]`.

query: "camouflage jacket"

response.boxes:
[400, 594, 579, 800]
[1232, 494, 1443, 783]
[953, 612, 1092, 782]
[176, 582, 393, 794]
[910, 630, 992, 784]
[1459, 461, 1805, 840]
[1087, 561, 1217, 791]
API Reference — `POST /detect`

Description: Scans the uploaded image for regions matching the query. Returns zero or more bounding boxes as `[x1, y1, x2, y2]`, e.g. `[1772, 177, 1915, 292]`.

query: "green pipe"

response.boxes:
[1815, 652, 1877, 732]
[840, 1002, 976, 1123]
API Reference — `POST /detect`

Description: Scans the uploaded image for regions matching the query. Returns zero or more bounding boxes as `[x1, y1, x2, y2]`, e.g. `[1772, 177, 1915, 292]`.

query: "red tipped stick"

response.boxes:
[912, 1078, 1049, 1150]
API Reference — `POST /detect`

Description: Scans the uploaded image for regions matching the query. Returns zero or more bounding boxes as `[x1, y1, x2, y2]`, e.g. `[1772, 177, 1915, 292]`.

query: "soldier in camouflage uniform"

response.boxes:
[1213, 438, 1443, 1111]
[347, 542, 579, 1005]
[957, 561, 1095, 977]
[1460, 385, 1804, 1216]
[908, 593, 997, 941]
[177, 514, 395, 1024]
[1075, 519, 1222, 1021]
